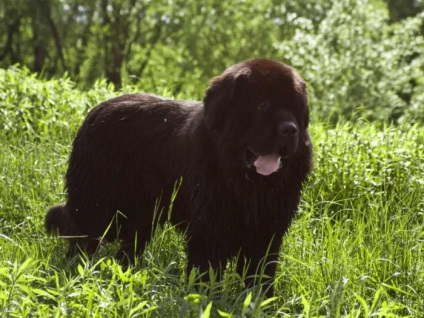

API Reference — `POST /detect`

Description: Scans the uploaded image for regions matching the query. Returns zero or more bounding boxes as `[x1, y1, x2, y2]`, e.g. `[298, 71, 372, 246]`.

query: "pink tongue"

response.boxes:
[254, 153, 281, 176]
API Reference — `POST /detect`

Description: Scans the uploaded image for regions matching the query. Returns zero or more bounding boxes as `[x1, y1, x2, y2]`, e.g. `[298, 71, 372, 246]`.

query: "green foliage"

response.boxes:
[1, 0, 424, 123]
[0, 66, 115, 138]
[386, 0, 424, 21]
[276, 0, 424, 123]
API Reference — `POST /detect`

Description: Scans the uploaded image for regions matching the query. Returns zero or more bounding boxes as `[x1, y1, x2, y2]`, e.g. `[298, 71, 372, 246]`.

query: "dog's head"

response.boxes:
[203, 58, 309, 176]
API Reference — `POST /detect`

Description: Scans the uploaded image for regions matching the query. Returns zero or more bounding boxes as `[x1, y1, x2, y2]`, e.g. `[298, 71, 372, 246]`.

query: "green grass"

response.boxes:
[1, 71, 424, 316]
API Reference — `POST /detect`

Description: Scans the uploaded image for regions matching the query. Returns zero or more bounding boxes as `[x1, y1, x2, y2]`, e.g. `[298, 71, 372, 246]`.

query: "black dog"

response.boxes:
[46, 58, 312, 294]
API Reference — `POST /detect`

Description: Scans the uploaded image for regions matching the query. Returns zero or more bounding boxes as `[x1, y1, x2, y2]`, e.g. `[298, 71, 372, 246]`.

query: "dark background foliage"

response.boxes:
[1, 0, 423, 123]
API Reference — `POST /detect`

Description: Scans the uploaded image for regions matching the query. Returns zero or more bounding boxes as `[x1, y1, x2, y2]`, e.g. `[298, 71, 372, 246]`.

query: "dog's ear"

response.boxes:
[203, 69, 250, 132]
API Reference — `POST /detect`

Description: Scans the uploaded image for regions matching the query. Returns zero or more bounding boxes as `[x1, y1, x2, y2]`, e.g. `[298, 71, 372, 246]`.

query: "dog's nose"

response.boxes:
[278, 121, 298, 136]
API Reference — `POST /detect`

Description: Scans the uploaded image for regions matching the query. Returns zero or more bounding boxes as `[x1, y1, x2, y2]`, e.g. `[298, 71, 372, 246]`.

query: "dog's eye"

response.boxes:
[257, 102, 270, 112]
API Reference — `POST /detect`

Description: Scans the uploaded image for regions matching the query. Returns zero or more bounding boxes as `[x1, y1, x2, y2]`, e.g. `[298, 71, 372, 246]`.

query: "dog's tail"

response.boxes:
[45, 205, 73, 235]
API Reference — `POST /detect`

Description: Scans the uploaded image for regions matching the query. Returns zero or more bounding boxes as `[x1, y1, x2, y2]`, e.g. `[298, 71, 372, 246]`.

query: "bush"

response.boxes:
[0, 66, 115, 139]
[275, 0, 424, 124]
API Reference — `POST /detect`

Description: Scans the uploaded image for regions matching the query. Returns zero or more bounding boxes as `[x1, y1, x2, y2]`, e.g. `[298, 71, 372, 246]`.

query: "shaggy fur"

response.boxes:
[46, 58, 313, 294]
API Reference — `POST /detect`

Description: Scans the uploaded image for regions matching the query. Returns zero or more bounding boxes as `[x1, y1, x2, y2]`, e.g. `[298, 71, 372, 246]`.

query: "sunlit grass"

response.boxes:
[1, 69, 423, 316]
[1, 121, 423, 317]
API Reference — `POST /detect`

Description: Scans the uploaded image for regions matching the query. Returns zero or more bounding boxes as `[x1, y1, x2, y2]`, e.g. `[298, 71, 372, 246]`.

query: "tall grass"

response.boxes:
[0, 70, 423, 317]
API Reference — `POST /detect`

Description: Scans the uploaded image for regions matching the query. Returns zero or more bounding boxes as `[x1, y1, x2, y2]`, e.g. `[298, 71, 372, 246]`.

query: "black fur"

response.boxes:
[46, 58, 313, 294]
